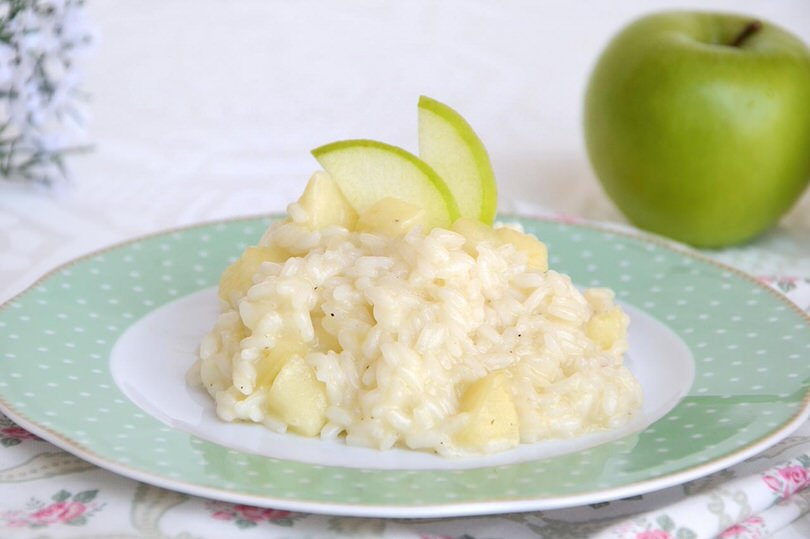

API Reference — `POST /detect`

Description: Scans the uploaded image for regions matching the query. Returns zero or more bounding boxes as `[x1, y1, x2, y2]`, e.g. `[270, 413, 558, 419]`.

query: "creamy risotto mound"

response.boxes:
[189, 173, 642, 456]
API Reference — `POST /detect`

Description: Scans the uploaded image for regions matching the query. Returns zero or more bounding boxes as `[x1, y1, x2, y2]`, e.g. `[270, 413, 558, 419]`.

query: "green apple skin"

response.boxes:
[418, 96, 498, 225]
[585, 11, 810, 247]
[311, 139, 460, 229]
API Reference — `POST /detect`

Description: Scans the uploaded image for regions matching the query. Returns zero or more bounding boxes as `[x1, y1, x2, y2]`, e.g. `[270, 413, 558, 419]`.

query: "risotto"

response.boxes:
[189, 172, 642, 456]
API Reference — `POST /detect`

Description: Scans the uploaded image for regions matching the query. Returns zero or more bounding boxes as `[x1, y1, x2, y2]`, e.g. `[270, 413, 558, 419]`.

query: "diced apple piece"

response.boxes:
[454, 371, 519, 451]
[495, 227, 549, 271]
[311, 139, 459, 230]
[584, 288, 615, 313]
[418, 95, 498, 224]
[255, 336, 310, 388]
[296, 171, 358, 230]
[266, 356, 327, 437]
[218, 246, 288, 305]
[586, 307, 627, 350]
[356, 197, 428, 237]
[450, 217, 499, 256]
[255, 353, 286, 390]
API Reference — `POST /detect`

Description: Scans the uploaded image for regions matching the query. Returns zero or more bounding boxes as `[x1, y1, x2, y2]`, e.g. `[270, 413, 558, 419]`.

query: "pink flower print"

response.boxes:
[720, 516, 765, 538]
[636, 531, 674, 539]
[205, 501, 298, 529]
[778, 466, 810, 496]
[0, 489, 102, 529]
[757, 276, 800, 294]
[1, 426, 38, 440]
[29, 501, 86, 525]
[719, 524, 746, 538]
[0, 424, 41, 447]
[763, 465, 810, 498]
[763, 474, 782, 493]
[261, 509, 293, 521]
[233, 504, 291, 522]
[234, 504, 268, 522]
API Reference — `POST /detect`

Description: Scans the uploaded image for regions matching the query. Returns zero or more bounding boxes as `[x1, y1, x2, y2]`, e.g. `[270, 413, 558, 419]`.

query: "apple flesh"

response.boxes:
[418, 96, 498, 224]
[312, 139, 460, 230]
[585, 11, 810, 247]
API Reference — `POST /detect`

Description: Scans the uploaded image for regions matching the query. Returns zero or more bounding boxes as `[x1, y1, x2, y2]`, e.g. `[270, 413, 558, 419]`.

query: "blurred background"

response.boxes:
[2, 0, 809, 296]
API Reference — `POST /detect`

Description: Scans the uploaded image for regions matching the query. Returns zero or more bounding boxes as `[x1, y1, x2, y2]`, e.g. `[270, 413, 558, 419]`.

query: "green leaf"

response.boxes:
[778, 280, 797, 293]
[235, 519, 257, 529]
[52, 489, 71, 502]
[676, 527, 697, 539]
[72, 489, 98, 503]
[1, 438, 21, 447]
[656, 514, 676, 531]
[66, 516, 87, 526]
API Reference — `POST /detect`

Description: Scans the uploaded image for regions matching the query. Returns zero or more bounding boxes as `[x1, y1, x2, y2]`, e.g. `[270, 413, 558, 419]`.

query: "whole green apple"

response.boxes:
[584, 11, 810, 247]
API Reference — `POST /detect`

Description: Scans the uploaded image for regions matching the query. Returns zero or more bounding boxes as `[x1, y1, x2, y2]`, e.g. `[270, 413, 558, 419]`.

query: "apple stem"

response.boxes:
[731, 20, 763, 47]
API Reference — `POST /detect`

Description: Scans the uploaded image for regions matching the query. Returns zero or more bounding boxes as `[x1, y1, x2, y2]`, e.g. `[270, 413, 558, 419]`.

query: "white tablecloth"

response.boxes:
[1, 1, 809, 537]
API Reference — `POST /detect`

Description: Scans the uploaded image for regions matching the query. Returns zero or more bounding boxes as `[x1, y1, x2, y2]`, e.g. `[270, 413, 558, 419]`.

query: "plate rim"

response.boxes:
[1, 213, 808, 518]
[3, 399, 809, 518]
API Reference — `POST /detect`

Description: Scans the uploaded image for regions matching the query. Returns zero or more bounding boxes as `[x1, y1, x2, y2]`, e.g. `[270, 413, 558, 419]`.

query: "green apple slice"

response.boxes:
[311, 139, 460, 230]
[418, 96, 498, 225]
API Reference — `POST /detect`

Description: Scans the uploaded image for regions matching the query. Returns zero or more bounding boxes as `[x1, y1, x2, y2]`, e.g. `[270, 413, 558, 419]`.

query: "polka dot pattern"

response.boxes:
[0, 216, 808, 514]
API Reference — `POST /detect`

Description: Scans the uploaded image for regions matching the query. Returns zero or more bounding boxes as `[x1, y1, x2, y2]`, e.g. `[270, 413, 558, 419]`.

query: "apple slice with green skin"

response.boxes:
[418, 96, 498, 225]
[312, 139, 460, 230]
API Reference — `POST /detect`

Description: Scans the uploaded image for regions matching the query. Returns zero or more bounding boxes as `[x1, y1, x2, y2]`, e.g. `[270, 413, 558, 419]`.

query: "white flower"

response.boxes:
[0, 0, 92, 184]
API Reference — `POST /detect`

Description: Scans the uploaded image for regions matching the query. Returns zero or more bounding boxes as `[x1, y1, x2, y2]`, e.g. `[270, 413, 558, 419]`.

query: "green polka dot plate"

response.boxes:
[1, 216, 808, 517]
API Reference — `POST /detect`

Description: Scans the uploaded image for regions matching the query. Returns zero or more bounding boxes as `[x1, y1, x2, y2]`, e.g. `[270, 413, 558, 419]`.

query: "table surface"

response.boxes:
[0, 1, 809, 538]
